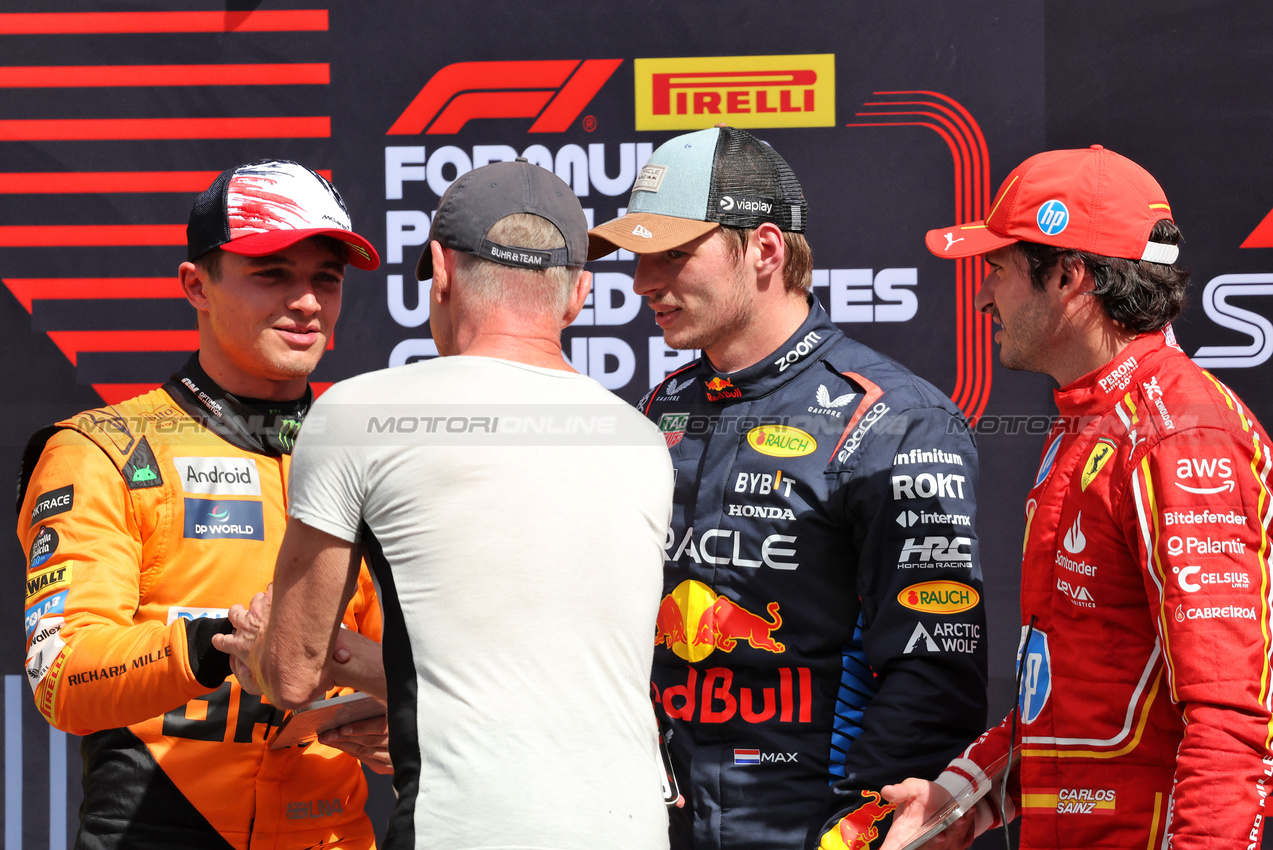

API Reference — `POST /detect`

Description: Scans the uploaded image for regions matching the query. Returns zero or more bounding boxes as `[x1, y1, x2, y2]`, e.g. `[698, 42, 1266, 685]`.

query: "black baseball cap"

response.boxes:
[415, 158, 588, 281]
[187, 159, 379, 271]
[587, 126, 807, 260]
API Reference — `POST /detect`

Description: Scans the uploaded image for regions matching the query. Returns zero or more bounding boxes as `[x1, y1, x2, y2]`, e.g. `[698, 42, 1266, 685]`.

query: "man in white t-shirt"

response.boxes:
[221, 158, 673, 850]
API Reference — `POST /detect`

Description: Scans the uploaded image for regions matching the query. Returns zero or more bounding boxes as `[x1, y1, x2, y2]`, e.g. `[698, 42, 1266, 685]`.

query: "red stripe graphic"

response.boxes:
[0, 64, 329, 88]
[0, 226, 185, 247]
[3, 278, 181, 312]
[0, 170, 331, 194]
[45, 330, 334, 365]
[0, 11, 328, 35]
[846, 92, 993, 424]
[0, 117, 330, 141]
[47, 331, 200, 365]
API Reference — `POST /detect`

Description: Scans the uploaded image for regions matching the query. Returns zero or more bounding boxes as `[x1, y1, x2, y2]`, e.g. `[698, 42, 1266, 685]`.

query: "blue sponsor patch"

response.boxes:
[26, 591, 67, 638]
[1017, 628, 1051, 724]
[1036, 200, 1069, 236]
[1033, 434, 1064, 488]
[182, 498, 265, 540]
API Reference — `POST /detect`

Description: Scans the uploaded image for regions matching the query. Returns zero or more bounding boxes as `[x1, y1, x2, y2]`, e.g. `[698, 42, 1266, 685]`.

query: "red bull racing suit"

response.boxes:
[16, 355, 383, 850]
[642, 299, 988, 850]
[933, 329, 1273, 850]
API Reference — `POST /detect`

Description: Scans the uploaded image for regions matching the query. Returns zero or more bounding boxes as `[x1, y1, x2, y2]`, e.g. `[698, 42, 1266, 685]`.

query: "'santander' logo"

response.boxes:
[635, 54, 836, 131]
[388, 59, 622, 135]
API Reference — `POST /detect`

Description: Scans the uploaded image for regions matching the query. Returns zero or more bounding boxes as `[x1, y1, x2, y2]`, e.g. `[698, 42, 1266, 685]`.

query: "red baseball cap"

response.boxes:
[925, 145, 1178, 265]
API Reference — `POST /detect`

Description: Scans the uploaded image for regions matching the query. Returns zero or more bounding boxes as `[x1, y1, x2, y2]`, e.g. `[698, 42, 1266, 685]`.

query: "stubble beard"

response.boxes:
[663, 268, 755, 352]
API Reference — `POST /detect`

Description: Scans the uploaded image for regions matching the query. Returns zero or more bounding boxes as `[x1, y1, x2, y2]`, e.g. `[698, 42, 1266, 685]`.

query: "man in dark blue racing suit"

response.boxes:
[589, 126, 988, 850]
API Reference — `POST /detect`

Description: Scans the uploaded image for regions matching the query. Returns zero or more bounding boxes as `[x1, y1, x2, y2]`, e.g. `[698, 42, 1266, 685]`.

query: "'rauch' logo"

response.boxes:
[746, 425, 816, 458]
[897, 581, 980, 614]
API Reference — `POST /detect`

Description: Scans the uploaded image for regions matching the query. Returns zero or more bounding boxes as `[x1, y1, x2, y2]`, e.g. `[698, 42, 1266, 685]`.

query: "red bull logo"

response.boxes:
[654, 665, 812, 725]
[821, 790, 896, 850]
[656, 580, 784, 661]
[705, 376, 742, 402]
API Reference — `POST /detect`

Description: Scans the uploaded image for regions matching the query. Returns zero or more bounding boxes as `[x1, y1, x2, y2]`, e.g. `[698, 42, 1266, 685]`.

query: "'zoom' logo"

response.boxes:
[388, 60, 622, 135]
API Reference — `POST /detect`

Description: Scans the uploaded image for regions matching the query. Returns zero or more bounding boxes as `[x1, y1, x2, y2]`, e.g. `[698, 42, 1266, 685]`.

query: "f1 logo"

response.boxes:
[388, 59, 622, 135]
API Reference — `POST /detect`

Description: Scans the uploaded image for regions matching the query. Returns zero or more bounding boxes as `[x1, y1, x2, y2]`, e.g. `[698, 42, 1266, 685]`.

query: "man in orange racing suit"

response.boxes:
[17, 160, 387, 850]
[880, 147, 1273, 850]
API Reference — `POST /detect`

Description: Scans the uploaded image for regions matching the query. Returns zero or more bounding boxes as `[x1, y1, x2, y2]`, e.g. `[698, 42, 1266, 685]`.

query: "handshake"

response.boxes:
[212, 584, 393, 774]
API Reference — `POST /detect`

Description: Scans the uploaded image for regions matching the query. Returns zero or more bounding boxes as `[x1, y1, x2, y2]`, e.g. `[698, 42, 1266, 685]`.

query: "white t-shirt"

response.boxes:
[289, 356, 673, 850]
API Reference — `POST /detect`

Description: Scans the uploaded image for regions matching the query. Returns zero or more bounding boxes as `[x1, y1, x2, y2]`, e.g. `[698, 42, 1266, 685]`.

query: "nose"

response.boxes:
[974, 271, 994, 314]
[289, 282, 322, 316]
[632, 255, 659, 297]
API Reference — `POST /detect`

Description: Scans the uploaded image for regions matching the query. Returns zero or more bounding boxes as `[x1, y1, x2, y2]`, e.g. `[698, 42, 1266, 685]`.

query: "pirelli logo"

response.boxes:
[635, 54, 835, 130]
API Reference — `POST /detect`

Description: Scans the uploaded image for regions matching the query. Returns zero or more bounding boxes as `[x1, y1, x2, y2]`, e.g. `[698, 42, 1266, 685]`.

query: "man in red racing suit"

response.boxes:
[16, 160, 388, 850]
[881, 146, 1273, 850]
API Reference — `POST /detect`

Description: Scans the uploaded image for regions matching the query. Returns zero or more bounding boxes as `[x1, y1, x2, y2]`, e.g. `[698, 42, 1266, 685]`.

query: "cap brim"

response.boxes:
[587, 213, 719, 260]
[924, 221, 1017, 259]
[221, 228, 380, 271]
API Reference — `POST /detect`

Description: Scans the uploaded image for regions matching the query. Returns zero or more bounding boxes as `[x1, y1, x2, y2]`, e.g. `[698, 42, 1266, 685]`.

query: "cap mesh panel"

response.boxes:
[705, 127, 807, 232]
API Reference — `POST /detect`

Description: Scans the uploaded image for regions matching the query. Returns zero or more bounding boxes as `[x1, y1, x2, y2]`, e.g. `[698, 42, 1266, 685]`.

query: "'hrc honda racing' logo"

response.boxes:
[183, 498, 264, 541]
[388, 60, 622, 135]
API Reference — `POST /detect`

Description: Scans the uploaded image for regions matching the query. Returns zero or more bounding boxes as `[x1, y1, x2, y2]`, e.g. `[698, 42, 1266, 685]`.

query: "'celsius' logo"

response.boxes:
[388, 60, 622, 135]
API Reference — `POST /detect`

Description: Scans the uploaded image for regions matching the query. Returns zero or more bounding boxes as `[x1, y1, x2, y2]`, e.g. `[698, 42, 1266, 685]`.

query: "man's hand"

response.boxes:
[318, 712, 392, 774]
[878, 779, 975, 850]
[212, 586, 273, 695]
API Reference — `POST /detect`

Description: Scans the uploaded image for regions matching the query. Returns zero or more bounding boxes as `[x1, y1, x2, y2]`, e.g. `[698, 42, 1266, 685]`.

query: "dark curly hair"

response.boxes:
[1017, 220, 1190, 333]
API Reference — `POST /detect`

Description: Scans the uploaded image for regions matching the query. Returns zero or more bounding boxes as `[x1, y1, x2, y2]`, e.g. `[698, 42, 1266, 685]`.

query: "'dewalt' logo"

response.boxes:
[747, 425, 816, 458]
[635, 54, 836, 131]
[26, 562, 73, 604]
[898, 581, 979, 614]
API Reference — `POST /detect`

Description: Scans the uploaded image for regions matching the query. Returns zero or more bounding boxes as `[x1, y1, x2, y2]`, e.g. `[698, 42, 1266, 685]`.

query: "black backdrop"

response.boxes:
[2, 2, 1272, 846]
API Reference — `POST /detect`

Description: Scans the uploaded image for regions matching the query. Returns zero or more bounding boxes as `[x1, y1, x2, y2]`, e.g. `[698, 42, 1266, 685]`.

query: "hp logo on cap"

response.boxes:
[1036, 200, 1069, 236]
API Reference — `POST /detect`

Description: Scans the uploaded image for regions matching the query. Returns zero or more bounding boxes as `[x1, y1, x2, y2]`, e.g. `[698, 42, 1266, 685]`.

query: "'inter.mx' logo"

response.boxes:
[387, 59, 622, 135]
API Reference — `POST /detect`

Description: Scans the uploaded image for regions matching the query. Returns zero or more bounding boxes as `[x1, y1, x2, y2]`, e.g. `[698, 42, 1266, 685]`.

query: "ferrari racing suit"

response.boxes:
[643, 298, 988, 850]
[17, 355, 383, 850]
[935, 329, 1273, 850]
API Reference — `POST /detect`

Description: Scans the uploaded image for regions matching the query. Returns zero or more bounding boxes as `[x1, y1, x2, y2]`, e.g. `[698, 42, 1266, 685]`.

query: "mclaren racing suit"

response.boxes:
[17, 355, 383, 850]
[935, 329, 1273, 850]
[642, 298, 988, 850]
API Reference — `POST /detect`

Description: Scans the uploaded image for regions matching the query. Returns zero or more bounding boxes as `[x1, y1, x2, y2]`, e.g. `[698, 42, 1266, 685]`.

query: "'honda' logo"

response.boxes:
[388, 59, 622, 135]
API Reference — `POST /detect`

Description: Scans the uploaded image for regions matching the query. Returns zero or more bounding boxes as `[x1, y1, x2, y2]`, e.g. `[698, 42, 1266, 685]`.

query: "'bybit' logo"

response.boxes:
[634, 54, 836, 131]
[388, 60, 622, 135]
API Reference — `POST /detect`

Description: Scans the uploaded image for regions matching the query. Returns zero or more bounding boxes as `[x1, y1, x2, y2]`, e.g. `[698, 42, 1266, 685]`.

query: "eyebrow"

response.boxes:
[243, 254, 346, 271]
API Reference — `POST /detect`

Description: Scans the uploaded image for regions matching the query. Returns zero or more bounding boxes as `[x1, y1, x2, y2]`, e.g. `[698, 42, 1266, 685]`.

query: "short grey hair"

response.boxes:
[453, 213, 580, 318]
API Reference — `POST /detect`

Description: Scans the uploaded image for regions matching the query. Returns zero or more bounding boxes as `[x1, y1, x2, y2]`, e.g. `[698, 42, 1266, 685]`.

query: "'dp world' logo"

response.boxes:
[634, 54, 836, 131]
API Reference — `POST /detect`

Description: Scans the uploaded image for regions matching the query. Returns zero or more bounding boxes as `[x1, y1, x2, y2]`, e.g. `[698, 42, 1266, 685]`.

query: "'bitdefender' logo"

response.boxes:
[635, 54, 836, 131]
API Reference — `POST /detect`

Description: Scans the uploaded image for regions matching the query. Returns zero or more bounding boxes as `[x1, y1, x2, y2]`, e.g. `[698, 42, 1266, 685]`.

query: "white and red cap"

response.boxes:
[925, 146, 1178, 265]
[187, 160, 379, 270]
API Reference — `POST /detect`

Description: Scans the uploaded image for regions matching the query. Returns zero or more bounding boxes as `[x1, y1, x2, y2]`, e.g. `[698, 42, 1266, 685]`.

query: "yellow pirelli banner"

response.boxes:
[635, 54, 836, 130]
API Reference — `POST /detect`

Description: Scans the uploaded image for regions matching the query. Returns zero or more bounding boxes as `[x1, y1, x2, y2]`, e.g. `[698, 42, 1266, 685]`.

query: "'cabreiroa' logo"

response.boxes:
[635, 54, 835, 131]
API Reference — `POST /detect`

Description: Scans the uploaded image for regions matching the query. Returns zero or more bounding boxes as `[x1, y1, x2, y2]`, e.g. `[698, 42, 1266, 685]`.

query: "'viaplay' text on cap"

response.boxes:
[415, 158, 588, 281]
[925, 145, 1178, 265]
[587, 126, 807, 260]
[187, 160, 379, 270]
